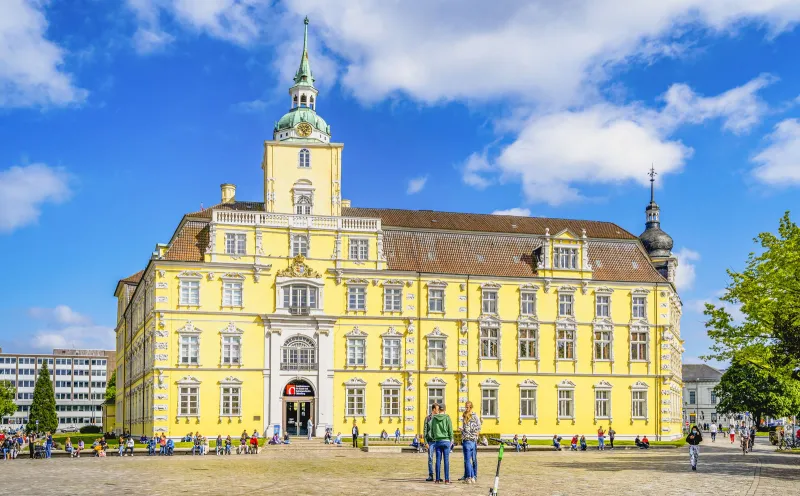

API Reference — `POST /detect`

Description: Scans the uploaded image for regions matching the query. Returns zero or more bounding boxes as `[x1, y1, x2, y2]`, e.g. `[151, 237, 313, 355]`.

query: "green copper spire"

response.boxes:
[293, 16, 315, 88]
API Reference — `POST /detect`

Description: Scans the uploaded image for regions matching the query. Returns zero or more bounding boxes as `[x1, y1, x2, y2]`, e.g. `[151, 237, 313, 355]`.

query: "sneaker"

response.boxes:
[444, 480, 451, 485]
[458, 477, 466, 481]
[425, 477, 434, 482]
[692, 466, 696, 471]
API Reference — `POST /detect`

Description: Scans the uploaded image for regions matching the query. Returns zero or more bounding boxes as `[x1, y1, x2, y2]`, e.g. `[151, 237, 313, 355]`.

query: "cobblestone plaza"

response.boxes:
[7, 438, 798, 495]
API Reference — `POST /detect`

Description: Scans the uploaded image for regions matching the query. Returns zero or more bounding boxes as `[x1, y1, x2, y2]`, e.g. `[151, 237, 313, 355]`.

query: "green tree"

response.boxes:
[714, 359, 800, 424]
[27, 364, 58, 433]
[105, 371, 116, 404]
[0, 380, 16, 418]
[704, 212, 800, 378]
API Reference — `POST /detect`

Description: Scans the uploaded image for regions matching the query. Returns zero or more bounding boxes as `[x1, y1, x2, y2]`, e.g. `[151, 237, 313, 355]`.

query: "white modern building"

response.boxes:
[0, 348, 115, 431]
[682, 363, 734, 428]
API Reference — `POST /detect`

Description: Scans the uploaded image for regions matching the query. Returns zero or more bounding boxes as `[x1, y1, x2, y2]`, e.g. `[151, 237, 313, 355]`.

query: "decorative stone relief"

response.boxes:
[154, 394, 168, 400]
[459, 307, 467, 312]
[154, 404, 168, 411]
[155, 427, 168, 433]
[154, 416, 168, 422]
[155, 342, 168, 350]
[459, 360, 467, 367]
[406, 349, 415, 355]
[405, 416, 415, 422]
[406, 359, 415, 365]
[406, 337, 415, 344]
[581, 281, 589, 295]
[459, 295, 467, 301]
[407, 305, 415, 311]
[406, 293, 415, 300]
[207, 272, 215, 281]
[459, 283, 466, 291]
[155, 330, 168, 338]
[405, 426, 415, 432]
[459, 338, 468, 345]
[156, 296, 168, 303]
[156, 282, 168, 289]
[155, 354, 168, 361]
[407, 322, 415, 333]
[543, 279, 552, 293]
[458, 350, 467, 357]
[405, 406, 414, 411]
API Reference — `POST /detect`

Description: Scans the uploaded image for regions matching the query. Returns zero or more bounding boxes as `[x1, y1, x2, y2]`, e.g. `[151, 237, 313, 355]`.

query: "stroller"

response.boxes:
[33, 445, 46, 459]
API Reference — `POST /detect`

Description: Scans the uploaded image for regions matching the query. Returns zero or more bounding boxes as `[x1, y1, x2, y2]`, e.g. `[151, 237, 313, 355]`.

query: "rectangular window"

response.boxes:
[558, 389, 574, 418]
[595, 390, 610, 418]
[384, 287, 402, 312]
[383, 338, 401, 367]
[284, 284, 318, 312]
[222, 336, 241, 365]
[688, 391, 696, 405]
[292, 235, 308, 257]
[711, 412, 717, 422]
[180, 280, 200, 305]
[520, 292, 536, 315]
[556, 329, 575, 359]
[225, 233, 246, 255]
[220, 386, 241, 416]
[349, 239, 369, 260]
[632, 296, 647, 319]
[346, 387, 365, 416]
[480, 327, 499, 359]
[222, 281, 243, 306]
[347, 338, 366, 366]
[632, 390, 647, 418]
[428, 289, 444, 313]
[481, 389, 498, 417]
[382, 388, 400, 416]
[180, 335, 199, 364]
[558, 293, 574, 316]
[520, 389, 536, 418]
[594, 330, 612, 360]
[519, 328, 538, 359]
[427, 387, 444, 408]
[710, 391, 717, 404]
[427, 339, 445, 367]
[481, 290, 498, 314]
[630, 331, 648, 361]
[347, 286, 366, 311]
[179, 386, 199, 415]
[596, 295, 610, 317]
[553, 247, 578, 269]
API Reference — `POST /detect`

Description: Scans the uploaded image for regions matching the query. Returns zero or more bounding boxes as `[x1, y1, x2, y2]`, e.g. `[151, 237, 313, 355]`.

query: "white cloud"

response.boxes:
[406, 175, 428, 195]
[0, 0, 88, 108]
[27, 305, 113, 351]
[751, 118, 800, 185]
[461, 152, 494, 189]
[686, 290, 745, 323]
[491, 208, 531, 217]
[674, 247, 701, 291]
[231, 99, 268, 113]
[0, 163, 72, 233]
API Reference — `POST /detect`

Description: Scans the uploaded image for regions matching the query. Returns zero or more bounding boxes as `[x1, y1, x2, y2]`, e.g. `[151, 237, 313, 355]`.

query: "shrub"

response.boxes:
[80, 425, 102, 434]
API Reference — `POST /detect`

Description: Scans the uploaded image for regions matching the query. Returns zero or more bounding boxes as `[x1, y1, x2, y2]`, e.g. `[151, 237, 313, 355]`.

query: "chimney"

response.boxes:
[221, 183, 236, 204]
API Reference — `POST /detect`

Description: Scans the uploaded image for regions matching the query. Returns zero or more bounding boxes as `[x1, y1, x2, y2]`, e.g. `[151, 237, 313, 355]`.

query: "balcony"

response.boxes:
[289, 306, 311, 316]
[213, 210, 381, 232]
[279, 362, 318, 371]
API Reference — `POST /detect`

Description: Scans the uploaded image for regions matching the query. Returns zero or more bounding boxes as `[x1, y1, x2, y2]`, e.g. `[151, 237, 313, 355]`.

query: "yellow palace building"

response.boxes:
[113, 19, 684, 441]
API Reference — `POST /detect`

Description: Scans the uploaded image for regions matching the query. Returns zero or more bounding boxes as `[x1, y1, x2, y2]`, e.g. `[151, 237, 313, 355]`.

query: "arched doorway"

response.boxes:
[283, 379, 315, 436]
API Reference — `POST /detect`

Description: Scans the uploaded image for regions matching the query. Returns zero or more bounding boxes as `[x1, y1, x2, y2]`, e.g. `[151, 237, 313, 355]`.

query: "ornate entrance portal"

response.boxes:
[283, 379, 315, 436]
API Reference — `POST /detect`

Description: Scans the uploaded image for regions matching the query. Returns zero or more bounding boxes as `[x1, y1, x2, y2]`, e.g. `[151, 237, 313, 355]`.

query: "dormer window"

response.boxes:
[553, 247, 578, 269]
[295, 195, 312, 215]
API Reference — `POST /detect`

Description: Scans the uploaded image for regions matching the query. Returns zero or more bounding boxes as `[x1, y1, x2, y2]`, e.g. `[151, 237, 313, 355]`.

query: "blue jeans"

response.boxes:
[434, 440, 451, 481]
[598, 437, 605, 449]
[462, 441, 476, 479]
[45, 444, 52, 458]
[427, 443, 435, 477]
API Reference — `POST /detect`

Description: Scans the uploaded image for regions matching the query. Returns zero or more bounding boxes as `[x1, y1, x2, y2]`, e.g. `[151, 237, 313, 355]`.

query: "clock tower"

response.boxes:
[262, 17, 343, 216]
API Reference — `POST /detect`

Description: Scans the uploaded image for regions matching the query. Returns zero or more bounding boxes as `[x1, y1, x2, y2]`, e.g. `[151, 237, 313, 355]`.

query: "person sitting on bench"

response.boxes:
[124, 436, 135, 456]
[641, 435, 650, 449]
[570, 435, 579, 451]
[579, 435, 587, 451]
[552, 435, 562, 451]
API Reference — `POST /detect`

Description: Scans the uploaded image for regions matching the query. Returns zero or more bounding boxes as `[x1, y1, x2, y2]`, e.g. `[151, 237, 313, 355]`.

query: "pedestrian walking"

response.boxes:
[430, 403, 454, 484]
[597, 426, 606, 451]
[307, 417, 314, 440]
[351, 419, 359, 448]
[729, 423, 735, 443]
[686, 425, 703, 471]
[460, 400, 481, 484]
[608, 428, 616, 449]
[394, 428, 401, 444]
[710, 423, 717, 442]
[423, 403, 439, 482]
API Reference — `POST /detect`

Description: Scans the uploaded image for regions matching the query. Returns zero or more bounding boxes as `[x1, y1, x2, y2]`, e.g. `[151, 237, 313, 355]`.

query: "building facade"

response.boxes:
[0, 348, 114, 431]
[113, 19, 684, 440]
[682, 364, 731, 427]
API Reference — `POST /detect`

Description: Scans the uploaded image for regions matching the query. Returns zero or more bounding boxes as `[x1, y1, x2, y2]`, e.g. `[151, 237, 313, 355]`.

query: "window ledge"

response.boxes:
[381, 365, 403, 369]
[345, 415, 366, 418]
[520, 416, 537, 420]
[427, 311, 445, 315]
[593, 359, 613, 363]
[380, 414, 401, 418]
[178, 305, 201, 309]
[221, 305, 245, 310]
[556, 359, 577, 362]
[177, 415, 200, 419]
[220, 363, 243, 368]
[382, 310, 403, 315]
[176, 363, 203, 367]
[480, 357, 499, 361]
[629, 360, 649, 363]
[482, 415, 498, 419]
[518, 357, 539, 361]
[426, 365, 446, 370]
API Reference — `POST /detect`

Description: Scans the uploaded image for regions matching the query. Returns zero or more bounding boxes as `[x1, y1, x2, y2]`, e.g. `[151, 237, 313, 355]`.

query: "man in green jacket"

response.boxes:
[423, 403, 439, 481]
[430, 403, 454, 484]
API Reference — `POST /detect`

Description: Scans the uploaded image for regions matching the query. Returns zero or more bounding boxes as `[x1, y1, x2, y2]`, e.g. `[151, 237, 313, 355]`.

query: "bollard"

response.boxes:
[363, 433, 369, 448]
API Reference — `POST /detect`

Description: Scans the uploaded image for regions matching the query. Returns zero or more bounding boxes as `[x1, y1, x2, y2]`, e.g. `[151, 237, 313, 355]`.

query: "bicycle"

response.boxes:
[741, 436, 748, 455]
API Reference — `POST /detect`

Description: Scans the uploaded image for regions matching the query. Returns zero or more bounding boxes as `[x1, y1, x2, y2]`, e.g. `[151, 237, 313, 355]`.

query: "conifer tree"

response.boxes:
[27, 363, 58, 433]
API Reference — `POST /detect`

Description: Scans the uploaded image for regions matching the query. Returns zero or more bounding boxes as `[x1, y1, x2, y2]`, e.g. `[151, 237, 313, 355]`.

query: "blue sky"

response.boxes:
[1, 1, 799, 362]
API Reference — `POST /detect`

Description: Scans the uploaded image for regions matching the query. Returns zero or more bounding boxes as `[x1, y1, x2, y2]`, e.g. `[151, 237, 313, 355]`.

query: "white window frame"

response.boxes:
[345, 328, 368, 367]
[481, 290, 498, 314]
[594, 383, 612, 420]
[177, 378, 201, 417]
[291, 234, 309, 257]
[480, 380, 500, 418]
[222, 280, 243, 307]
[427, 385, 444, 409]
[347, 285, 366, 311]
[632, 296, 647, 319]
[596, 294, 610, 318]
[630, 327, 649, 361]
[382, 336, 401, 367]
[631, 382, 649, 420]
[345, 379, 366, 417]
[557, 382, 576, 420]
[294, 193, 313, 215]
[593, 329, 612, 361]
[553, 246, 578, 269]
[556, 328, 575, 360]
[224, 232, 246, 255]
[428, 288, 444, 313]
[298, 148, 311, 168]
[281, 283, 320, 313]
[221, 334, 242, 366]
[518, 325, 538, 360]
[381, 383, 401, 417]
[519, 381, 537, 419]
[479, 325, 499, 359]
[383, 286, 402, 312]
[179, 334, 200, 365]
[349, 238, 369, 261]
[219, 380, 242, 417]
[558, 293, 574, 317]
[178, 275, 201, 306]
[520, 291, 536, 316]
[427, 338, 446, 368]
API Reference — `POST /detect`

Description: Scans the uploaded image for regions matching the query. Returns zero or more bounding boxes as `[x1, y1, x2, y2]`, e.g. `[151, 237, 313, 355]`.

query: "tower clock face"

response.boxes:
[296, 123, 313, 137]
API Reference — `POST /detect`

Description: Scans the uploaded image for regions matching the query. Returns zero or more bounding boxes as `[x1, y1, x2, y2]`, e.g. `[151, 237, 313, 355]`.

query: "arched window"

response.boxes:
[300, 94, 307, 107]
[298, 148, 310, 168]
[309, 95, 315, 110]
[281, 335, 317, 370]
[293, 95, 298, 108]
[295, 195, 312, 215]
